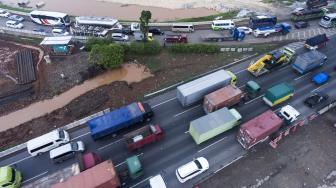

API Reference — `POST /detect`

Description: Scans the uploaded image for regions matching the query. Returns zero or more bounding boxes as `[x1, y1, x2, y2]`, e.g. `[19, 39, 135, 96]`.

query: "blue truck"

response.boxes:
[253, 23, 291, 37]
[88, 102, 153, 140]
[200, 28, 245, 42]
[292, 50, 327, 74]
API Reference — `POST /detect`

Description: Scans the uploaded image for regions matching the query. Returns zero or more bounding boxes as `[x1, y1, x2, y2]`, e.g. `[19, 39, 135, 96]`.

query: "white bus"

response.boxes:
[319, 13, 336, 28]
[74, 16, 121, 29]
[172, 24, 194, 32]
[30, 10, 71, 26]
[211, 20, 235, 30]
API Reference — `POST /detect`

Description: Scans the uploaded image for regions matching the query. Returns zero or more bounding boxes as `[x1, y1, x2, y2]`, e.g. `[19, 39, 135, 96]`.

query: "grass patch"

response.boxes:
[174, 10, 239, 22]
[0, 3, 31, 13]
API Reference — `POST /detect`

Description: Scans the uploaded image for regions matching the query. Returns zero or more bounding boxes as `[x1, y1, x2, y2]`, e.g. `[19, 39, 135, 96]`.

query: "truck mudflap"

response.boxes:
[269, 120, 305, 148]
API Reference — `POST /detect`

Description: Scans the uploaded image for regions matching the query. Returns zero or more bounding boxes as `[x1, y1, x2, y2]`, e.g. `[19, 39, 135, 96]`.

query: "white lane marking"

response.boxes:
[185, 130, 189, 134]
[97, 138, 123, 151]
[198, 136, 228, 153]
[130, 176, 153, 188]
[214, 155, 244, 173]
[152, 97, 177, 108]
[115, 153, 144, 168]
[244, 94, 264, 105]
[311, 83, 328, 93]
[174, 104, 201, 118]
[7, 155, 33, 167]
[234, 68, 246, 74]
[71, 132, 90, 140]
[22, 171, 48, 184]
[294, 72, 311, 81]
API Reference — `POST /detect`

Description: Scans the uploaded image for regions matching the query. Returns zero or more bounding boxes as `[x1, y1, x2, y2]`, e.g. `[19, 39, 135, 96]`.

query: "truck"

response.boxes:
[203, 85, 243, 114]
[177, 69, 237, 107]
[164, 34, 188, 43]
[22, 152, 102, 188]
[51, 160, 121, 188]
[312, 72, 329, 85]
[263, 82, 294, 107]
[87, 102, 153, 140]
[0, 166, 22, 188]
[305, 34, 329, 50]
[307, 0, 328, 9]
[123, 124, 164, 152]
[253, 23, 291, 37]
[237, 105, 300, 149]
[292, 50, 327, 74]
[189, 107, 242, 145]
[200, 28, 245, 42]
[247, 47, 296, 77]
[291, 8, 327, 22]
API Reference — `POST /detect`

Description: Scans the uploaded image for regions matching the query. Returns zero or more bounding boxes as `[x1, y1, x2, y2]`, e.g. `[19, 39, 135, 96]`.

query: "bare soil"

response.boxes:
[199, 109, 336, 188]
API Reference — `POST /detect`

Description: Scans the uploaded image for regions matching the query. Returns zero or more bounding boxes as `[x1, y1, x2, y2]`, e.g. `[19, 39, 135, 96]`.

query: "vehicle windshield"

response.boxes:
[59, 130, 65, 139]
[194, 159, 202, 169]
[71, 142, 78, 150]
[322, 16, 331, 21]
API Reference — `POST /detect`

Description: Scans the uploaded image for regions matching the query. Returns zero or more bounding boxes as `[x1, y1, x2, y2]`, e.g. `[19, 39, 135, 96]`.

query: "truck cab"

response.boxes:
[278, 105, 300, 124]
[126, 155, 143, 180]
[245, 80, 261, 98]
[0, 166, 22, 188]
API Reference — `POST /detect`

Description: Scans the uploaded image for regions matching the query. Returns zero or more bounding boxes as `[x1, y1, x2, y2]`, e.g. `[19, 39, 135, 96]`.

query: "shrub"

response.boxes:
[85, 38, 112, 51]
[89, 44, 124, 69]
[128, 41, 161, 55]
[169, 44, 220, 54]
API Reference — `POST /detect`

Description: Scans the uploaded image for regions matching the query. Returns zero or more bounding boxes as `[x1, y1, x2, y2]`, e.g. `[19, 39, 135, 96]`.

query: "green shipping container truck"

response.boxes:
[263, 82, 294, 107]
[189, 107, 242, 145]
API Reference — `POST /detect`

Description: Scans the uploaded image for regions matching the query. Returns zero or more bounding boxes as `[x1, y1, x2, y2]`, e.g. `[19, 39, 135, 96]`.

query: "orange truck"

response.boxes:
[203, 85, 243, 114]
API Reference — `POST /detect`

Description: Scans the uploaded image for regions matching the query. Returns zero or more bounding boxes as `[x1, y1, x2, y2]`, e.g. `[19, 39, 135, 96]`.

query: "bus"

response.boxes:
[249, 15, 277, 30]
[74, 16, 121, 29]
[319, 13, 336, 28]
[30, 10, 71, 26]
[171, 24, 194, 32]
[211, 20, 235, 30]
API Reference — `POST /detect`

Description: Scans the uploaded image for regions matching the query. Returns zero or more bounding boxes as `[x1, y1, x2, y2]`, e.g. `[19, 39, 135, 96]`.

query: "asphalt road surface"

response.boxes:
[1, 36, 336, 188]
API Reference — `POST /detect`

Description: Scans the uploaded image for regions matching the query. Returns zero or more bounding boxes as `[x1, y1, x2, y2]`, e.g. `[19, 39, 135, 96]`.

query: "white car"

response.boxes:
[175, 157, 209, 183]
[49, 141, 85, 163]
[6, 20, 23, 29]
[0, 9, 10, 18]
[52, 28, 70, 36]
[237, 26, 253, 34]
[111, 33, 129, 41]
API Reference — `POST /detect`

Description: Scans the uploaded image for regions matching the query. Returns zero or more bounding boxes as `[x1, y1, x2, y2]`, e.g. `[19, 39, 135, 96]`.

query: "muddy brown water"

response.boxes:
[0, 63, 152, 132]
[2, 0, 216, 21]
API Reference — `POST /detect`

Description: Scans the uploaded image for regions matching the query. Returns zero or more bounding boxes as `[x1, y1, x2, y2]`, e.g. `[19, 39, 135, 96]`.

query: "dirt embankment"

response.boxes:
[200, 110, 336, 188]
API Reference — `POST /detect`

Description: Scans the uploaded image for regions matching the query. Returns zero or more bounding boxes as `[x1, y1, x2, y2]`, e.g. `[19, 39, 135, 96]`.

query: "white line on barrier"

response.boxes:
[174, 105, 201, 118]
[152, 97, 177, 108]
[22, 171, 48, 184]
[294, 72, 311, 81]
[311, 83, 328, 93]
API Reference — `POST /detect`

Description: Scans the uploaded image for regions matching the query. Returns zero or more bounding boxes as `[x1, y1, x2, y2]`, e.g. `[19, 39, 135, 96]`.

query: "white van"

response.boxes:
[172, 24, 194, 32]
[49, 141, 85, 163]
[211, 20, 235, 30]
[319, 13, 336, 28]
[27, 129, 70, 156]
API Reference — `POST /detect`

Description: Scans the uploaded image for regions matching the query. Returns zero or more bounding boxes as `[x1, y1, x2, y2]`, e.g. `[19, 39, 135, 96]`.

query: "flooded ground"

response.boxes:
[0, 63, 152, 132]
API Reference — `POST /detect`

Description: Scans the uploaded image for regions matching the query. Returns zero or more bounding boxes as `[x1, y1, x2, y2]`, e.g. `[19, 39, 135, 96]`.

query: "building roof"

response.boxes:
[40, 36, 73, 45]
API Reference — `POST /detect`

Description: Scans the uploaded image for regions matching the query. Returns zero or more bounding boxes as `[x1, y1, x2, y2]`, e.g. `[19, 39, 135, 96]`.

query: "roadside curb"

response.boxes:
[144, 53, 258, 98]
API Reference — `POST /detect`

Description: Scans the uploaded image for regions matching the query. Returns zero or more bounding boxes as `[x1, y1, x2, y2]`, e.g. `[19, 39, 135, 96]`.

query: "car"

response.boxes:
[304, 92, 329, 108]
[149, 28, 164, 35]
[111, 33, 129, 41]
[237, 26, 253, 34]
[0, 9, 10, 18]
[175, 157, 209, 183]
[312, 72, 329, 85]
[52, 28, 70, 36]
[113, 27, 134, 35]
[6, 20, 23, 29]
[33, 28, 46, 33]
[8, 14, 25, 22]
[295, 21, 309, 29]
[49, 141, 85, 163]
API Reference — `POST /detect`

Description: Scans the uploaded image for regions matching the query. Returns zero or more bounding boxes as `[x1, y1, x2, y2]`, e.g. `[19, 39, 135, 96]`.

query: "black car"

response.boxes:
[114, 27, 134, 35]
[304, 92, 329, 107]
[149, 28, 164, 35]
[295, 21, 309, 29]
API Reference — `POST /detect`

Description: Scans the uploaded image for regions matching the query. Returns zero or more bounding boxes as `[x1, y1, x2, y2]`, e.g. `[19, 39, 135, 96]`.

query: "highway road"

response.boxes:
[1, 37, 336, 188]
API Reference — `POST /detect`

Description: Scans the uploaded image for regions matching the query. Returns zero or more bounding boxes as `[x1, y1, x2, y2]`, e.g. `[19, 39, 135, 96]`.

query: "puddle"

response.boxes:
[0, 63, 152, 132]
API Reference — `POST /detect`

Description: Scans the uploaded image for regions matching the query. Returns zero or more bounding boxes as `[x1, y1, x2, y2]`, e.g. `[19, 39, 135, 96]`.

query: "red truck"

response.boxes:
[164, 34, 188, 43]
[123, 124, 164, 152]
[203, 85, 243, 114]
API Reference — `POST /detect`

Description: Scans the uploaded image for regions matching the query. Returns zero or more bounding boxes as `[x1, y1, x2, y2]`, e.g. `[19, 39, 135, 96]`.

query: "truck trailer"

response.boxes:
[189, 107, 242, 145]
[307, 0, 328, 9]
[123, 124, 164, 152]
[253, 23, 291, 37]
[263, 82, 294, 107]
[201, 28, 245, 42]
[292, 50, 327, 74]
[203, 85, 243, 114]
[177, 70, 237, 107]
[88, 102, 153, 140]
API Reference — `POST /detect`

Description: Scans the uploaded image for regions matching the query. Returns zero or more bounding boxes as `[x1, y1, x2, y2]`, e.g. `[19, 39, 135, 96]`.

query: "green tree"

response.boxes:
[89, 44, 124, 69]
[139, 10, 152, 41]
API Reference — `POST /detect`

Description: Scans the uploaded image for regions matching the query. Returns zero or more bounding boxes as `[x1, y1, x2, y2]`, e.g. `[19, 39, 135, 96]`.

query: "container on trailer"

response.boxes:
[189, 107, 242, 145]
[237, 110, 283, 149]
[177, 69, 237, 107]
[88, 102, 153, 140]
[203, 85, 243, 114]
[263, 82, 294, 107]
[292, 50, 327, 74]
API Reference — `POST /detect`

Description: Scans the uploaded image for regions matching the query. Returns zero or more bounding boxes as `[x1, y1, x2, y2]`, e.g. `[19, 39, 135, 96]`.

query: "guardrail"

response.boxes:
[0, 26, 47, 38]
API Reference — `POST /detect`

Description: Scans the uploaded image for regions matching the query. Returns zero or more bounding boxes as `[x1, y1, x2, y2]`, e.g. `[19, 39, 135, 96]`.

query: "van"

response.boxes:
[211, 20, 235, 30]
[27, 129, 70, 156]
[49, 141, 85, 163]
[172, 24, 194, 32]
